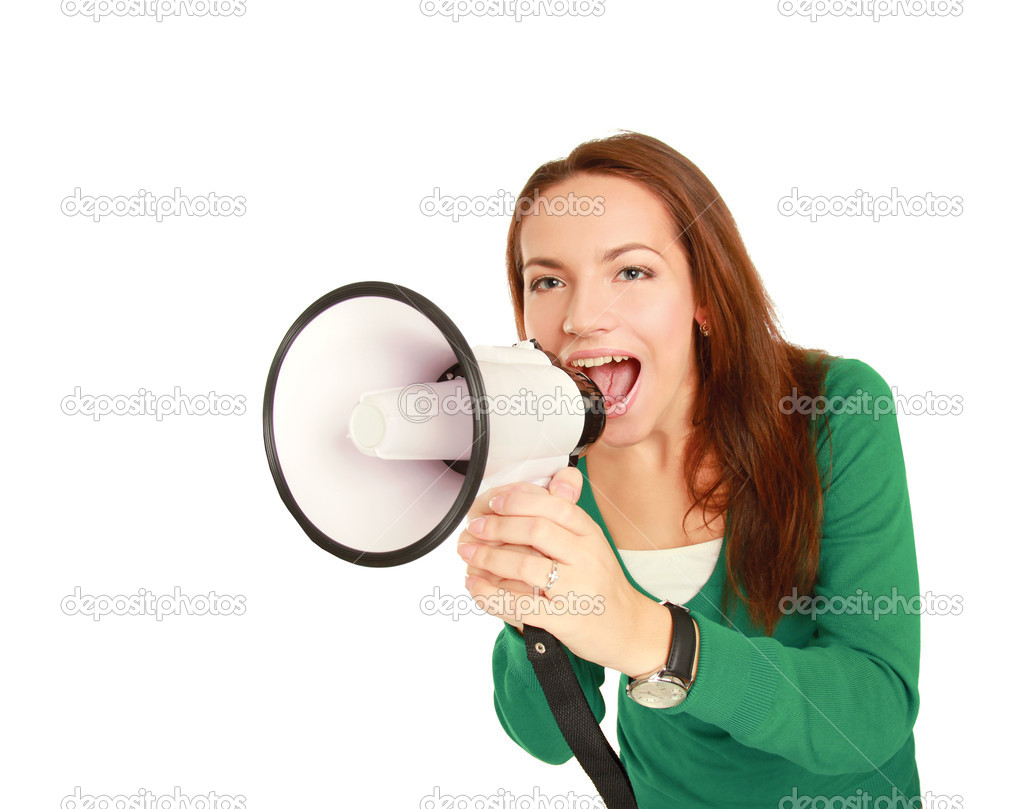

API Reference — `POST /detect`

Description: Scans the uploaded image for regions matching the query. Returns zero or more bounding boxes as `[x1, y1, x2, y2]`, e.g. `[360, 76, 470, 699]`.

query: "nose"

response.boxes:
[563, 282, 618, 337]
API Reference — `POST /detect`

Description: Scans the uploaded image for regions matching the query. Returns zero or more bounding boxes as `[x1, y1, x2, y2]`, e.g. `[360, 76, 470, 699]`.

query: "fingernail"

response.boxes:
[488, 495, 505, 512]
[468, 517, 487, 535]
[457, 543, 478, 561]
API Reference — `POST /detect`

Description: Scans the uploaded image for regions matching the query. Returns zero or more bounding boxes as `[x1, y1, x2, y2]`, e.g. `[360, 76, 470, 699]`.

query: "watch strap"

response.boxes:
[662, 602, 697, 684]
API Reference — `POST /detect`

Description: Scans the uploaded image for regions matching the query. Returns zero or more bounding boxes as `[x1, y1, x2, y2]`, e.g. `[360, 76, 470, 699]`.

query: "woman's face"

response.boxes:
[520, 173, 705, 448]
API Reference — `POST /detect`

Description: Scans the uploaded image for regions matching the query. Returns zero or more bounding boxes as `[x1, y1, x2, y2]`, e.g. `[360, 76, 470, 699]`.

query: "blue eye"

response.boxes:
[618, 265, 652, 281]
[528, 277, 563, 292]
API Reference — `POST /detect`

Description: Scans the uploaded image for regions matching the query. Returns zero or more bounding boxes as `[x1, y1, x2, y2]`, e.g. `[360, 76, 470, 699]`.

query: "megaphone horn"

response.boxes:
[263, 282, 605, 567]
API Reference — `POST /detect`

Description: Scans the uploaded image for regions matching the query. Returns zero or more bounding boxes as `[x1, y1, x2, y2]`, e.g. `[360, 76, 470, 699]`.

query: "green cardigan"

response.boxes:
[491, 357, 921, 808]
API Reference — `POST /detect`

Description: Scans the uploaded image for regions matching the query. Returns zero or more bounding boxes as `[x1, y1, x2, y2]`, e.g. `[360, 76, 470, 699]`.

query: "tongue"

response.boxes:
[584, 358, 640, 405]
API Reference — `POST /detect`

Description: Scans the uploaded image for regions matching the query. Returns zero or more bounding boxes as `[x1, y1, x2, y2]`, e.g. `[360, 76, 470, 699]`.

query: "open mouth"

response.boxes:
[569, 355, 641, 417]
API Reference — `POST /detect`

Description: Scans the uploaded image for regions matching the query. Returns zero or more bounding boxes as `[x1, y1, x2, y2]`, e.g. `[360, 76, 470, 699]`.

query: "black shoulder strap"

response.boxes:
[523, 624, 638, 809]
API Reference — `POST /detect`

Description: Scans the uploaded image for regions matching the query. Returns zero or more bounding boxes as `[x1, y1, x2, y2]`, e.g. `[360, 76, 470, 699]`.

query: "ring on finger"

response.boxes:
[542, 560, 559, 593]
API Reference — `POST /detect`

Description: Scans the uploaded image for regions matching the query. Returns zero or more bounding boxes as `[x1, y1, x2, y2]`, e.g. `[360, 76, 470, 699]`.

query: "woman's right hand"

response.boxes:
[457, 477, 577, 631]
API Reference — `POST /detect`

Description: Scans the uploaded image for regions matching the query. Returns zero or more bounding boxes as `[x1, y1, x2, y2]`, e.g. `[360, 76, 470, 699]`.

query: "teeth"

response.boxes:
[570, 355, 629, 368]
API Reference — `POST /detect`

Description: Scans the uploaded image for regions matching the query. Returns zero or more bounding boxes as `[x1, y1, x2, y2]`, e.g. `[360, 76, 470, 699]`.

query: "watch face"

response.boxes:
[629, 679, 688, 709]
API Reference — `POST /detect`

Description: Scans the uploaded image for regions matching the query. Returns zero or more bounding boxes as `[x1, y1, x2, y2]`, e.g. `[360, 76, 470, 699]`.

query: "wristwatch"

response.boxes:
[626, 601, 699, 709]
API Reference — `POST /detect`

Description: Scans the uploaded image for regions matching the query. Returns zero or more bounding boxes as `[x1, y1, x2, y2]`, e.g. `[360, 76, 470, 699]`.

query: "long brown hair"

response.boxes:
[505, 132, 833, 634]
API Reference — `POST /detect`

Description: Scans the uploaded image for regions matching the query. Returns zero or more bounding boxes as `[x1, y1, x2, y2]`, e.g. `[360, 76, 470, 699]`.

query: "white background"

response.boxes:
[2, 1, 1020, 807]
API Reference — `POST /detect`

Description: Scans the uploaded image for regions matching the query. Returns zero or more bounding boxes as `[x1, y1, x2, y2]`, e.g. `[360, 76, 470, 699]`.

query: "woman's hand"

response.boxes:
[456, 466, 672, 678]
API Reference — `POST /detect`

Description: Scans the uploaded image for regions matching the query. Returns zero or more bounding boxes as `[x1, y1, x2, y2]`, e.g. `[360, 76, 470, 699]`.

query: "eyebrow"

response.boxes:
[522, 242, 661, 272]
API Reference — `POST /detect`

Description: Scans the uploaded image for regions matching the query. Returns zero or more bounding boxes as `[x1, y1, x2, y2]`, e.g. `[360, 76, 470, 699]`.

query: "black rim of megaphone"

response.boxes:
[263, 281, 489, 568]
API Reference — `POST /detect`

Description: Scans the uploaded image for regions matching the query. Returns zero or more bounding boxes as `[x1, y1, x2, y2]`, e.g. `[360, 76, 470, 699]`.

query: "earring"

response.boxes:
[699, 321, 710, 337]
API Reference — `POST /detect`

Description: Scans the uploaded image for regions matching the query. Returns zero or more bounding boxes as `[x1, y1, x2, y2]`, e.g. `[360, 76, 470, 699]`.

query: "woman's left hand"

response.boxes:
[457, 466, 671, 677]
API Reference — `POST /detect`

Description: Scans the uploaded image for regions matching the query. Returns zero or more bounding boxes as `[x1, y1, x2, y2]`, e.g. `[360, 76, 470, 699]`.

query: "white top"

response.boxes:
[616, 538, 723, 606]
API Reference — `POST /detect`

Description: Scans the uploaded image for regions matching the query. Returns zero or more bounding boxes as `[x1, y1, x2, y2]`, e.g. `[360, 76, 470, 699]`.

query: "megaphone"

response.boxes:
[262, 282, 639, 809]
[263, 281, 606, 567]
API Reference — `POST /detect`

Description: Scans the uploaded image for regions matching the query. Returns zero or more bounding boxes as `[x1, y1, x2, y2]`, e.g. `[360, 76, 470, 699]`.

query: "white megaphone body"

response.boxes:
[263, 281, 606, 567]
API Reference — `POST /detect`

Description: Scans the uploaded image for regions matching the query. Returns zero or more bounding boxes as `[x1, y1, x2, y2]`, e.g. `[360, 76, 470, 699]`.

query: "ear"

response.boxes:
[694, 306, 708, 329]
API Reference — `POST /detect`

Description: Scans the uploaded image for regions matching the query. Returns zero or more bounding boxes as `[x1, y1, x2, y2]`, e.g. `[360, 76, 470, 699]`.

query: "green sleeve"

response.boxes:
[492, 622, 607, 765]
[658, 358, 921, 775]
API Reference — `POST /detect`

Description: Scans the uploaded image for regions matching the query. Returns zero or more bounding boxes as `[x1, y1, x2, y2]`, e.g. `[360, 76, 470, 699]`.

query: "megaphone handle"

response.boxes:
[524, 624, 639, 808]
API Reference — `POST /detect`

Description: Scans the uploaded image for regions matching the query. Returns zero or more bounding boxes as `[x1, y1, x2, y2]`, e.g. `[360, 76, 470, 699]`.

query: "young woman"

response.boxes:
[456, 132, 921, 808]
